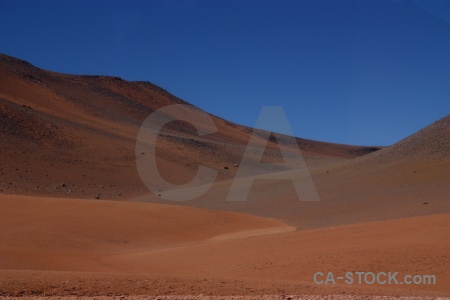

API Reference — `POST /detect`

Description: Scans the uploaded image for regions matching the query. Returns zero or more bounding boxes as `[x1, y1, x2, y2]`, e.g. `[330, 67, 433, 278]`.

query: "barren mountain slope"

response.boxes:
[0, 53, 377, 200]
[137, 115, 449, 228]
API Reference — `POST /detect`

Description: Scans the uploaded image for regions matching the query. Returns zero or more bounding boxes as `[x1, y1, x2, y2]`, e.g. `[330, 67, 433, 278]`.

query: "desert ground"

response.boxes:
[0, 53, 449, 299]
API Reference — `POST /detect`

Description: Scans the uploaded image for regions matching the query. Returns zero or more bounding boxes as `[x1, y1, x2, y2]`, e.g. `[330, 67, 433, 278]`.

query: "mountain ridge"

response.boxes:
[0, 53, 380, 200]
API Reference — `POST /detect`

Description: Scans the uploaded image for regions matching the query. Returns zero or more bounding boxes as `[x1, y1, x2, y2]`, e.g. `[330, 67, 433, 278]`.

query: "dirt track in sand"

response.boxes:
[0, 195, 448, 297]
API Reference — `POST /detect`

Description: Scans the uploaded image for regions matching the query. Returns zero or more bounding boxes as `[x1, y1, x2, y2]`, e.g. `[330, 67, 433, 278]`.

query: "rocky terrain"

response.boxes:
[0, 54, 448, 298]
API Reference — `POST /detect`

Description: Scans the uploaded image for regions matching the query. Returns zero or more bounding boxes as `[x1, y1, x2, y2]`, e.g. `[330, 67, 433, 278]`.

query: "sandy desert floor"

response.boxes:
[0, 195, 449, 298]
[1, 296, 449, 300]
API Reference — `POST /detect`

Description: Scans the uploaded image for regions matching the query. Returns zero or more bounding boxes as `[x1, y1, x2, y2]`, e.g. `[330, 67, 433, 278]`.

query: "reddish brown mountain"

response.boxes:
[1, 54, 449, 298]
[0, 53, 377, 200]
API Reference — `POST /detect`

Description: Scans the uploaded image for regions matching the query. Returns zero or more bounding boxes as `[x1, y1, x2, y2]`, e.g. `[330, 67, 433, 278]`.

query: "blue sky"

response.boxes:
[1, 0, 449, 146]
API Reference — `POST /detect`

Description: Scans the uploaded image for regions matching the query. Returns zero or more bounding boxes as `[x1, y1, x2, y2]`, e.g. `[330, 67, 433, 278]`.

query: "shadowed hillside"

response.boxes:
[0, 53, 377, 199]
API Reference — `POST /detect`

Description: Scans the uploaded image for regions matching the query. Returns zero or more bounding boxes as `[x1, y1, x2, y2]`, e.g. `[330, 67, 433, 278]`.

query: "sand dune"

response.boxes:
[0, 194, 287, 272]
[102, 213, 449, 296]
[0, 197, 448, 296]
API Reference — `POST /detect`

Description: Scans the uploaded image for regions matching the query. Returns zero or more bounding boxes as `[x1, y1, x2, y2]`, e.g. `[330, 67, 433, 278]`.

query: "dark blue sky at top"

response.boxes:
[1, 0, 449, 146]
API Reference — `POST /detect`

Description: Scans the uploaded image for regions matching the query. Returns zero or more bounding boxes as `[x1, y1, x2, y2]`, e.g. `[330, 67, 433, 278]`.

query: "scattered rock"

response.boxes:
[422, 201, 429, 205]
[94, 194, 100, 199]
[224, 166, 229, 170]
[233, 163, 239, 167]
[60, 182, 66, 187]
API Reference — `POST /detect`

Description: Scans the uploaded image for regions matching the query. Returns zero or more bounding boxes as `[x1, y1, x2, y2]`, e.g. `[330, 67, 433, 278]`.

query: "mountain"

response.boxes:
[0, 53, 376, 200]
[1, 53, 448, 227]
[172, 114, 450, 228]
[1, 54, 449, 297]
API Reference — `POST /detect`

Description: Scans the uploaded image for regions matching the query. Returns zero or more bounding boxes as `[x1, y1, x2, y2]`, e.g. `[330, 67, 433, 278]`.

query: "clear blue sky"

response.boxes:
[1, 0, 449, 146]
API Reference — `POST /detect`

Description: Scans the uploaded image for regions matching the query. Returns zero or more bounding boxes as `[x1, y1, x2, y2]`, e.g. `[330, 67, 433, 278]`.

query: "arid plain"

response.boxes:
[0, 54, 449, 299]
